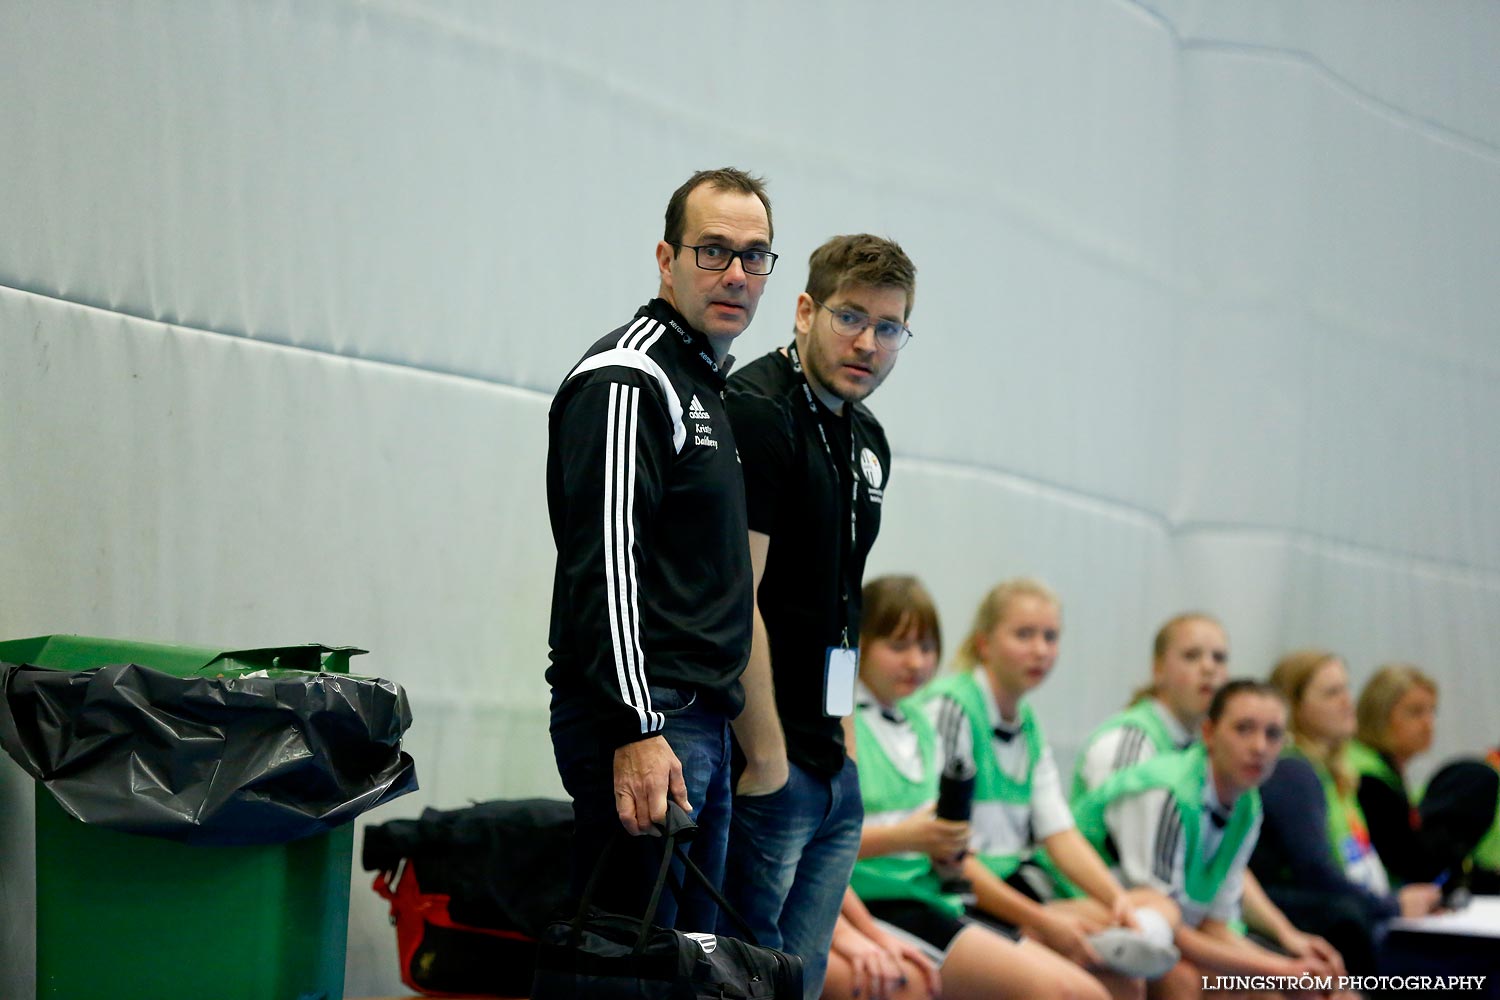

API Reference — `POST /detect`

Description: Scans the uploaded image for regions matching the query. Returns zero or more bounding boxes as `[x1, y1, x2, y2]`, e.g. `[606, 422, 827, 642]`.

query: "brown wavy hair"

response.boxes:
[860, 575, 942, 661]
[1269, 648, 1354, 795]
[805, 234, 917, 319]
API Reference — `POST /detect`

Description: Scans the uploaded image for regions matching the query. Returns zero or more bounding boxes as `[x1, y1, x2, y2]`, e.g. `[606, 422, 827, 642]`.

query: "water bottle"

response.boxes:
[933, 756, 975, 901]
[936, 756, 975, 822]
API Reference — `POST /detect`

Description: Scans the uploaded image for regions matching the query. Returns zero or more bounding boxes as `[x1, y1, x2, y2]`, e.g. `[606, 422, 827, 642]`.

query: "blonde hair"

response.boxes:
[1270, 648, 1354, 795]
[1129, 611, 1225, 706]
[953, 578, 1060, 671]
[1356, 664, 1437, 752]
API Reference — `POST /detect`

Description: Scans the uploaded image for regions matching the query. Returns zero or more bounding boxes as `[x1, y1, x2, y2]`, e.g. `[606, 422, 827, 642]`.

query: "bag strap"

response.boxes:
[568, 809, 689, 945]
[632, 828, 682, 951]
[661, 827, 761, 946]
[569, 801, 764, 953]
[652, 801, 762, 946]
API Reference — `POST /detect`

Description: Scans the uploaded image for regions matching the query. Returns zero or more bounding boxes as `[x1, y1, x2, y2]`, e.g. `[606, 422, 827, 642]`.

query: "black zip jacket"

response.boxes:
[546, 298, 752, 749]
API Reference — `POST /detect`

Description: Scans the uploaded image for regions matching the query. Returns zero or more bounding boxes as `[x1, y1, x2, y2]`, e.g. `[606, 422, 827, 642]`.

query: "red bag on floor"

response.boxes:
[372, 860, 536, 998]
[365, 798, 573, 998]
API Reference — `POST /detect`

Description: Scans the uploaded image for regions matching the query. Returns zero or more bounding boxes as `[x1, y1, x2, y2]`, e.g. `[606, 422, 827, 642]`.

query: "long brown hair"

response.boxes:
[1269, 648, 1354, 795]
[861, 575, 942, 660]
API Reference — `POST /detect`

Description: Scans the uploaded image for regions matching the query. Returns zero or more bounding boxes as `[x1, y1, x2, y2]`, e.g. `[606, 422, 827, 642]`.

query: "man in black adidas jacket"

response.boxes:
[546, 168, 775, 930]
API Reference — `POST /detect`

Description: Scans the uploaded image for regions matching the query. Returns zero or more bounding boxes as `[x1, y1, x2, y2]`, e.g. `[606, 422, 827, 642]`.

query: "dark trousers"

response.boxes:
[550, 686, 732, 933]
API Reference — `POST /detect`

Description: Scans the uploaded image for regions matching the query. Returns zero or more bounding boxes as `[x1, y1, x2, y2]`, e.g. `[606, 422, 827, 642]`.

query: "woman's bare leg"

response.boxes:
[941, 925, 1113, 1000]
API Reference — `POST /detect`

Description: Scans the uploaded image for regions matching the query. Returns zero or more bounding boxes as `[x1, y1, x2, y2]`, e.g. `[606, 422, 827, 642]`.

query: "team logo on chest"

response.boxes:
[859, 447, 884, 503]
[689, 394, 718, 449]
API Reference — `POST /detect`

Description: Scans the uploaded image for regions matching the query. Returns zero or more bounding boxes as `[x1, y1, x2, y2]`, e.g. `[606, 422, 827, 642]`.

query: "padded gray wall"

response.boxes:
[3, 2, 1497, 996]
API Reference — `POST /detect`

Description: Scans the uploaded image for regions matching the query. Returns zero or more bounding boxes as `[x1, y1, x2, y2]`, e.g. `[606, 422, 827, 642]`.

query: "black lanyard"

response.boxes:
[788, 343, 860, 646]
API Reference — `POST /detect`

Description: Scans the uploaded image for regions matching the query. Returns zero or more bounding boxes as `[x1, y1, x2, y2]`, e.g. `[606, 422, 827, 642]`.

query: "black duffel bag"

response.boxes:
[364, 798, 574, 997]
[532, 802, 802, 999]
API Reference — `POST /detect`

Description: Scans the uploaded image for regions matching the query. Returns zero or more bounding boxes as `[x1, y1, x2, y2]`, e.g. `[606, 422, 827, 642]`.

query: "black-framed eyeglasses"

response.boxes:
[815, 300, 913, 351]
[670, 242, 778, 276]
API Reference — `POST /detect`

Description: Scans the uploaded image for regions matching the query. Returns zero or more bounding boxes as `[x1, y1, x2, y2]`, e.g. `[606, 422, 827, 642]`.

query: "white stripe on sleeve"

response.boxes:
[620, 385, 661, 733]
[569, 343, 686, 453]
[602, 384, 657, 734]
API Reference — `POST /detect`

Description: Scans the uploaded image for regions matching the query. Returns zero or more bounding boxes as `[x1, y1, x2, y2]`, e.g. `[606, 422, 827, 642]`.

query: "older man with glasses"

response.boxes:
[545, 168, 774, 932]
[721, 234, 918, 998]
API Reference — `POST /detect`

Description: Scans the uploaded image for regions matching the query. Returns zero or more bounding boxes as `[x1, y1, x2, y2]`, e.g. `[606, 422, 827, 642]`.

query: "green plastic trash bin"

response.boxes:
[0, 634, 415, 1000]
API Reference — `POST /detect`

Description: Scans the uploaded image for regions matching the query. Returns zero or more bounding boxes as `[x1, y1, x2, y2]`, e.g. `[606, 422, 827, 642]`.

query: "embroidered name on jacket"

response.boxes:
[690, 394, 719, 449]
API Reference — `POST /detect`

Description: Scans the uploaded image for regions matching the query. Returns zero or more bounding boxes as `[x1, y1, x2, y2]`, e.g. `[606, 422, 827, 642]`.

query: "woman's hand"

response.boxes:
[840, 927, 911, 1000]
[866, 924, 943, 998]
[893, 805, 970, 862]
[1109, 892, 1140, 929]
[1024, 909, 1101, 967]
[1280, 929, 1345, 978]
[1397, 883, 1442, 918]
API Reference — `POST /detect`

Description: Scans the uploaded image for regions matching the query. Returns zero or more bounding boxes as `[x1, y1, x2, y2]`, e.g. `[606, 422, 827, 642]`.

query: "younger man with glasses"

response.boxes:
[722, 234, 917, 998]
[546, 168, 774, 930]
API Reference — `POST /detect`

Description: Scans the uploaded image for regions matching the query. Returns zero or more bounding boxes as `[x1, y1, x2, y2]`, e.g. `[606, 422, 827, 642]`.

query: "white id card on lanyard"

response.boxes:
[824, 646, 859, 717]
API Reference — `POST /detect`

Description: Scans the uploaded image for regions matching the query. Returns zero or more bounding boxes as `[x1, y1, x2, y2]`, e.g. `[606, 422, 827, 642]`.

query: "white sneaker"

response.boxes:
[1130, 907, 1175, 950]
[1088, 927, 1179, 979]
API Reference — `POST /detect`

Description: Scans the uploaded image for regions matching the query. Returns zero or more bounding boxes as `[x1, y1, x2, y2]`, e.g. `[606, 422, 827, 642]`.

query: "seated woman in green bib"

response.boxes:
[1351, 664, 1499, 888]
[1072, 613, 1230, 801]
[920, 578, 1185, 994]
[1072, 614, 1344, 970]
[1074, 679, 1347, 997]
[846, 575, 1112, 1000]
[1249, 650, 1442, 976]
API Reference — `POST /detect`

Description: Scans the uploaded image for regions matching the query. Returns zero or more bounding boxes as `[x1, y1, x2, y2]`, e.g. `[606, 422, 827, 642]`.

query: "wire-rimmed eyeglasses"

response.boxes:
[815, 300, 913, 351]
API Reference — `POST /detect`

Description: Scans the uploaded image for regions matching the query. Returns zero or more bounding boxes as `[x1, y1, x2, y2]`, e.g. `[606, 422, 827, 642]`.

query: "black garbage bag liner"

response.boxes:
[0, 660, 418, 846]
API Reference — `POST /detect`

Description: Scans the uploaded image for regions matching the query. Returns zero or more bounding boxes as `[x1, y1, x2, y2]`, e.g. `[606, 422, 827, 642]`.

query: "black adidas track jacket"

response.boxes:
[545, 298, 753, 749]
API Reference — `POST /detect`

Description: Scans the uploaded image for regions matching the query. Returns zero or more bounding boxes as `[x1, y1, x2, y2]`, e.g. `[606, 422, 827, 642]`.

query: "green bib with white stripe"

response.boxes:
[849, 702, 963, 917]
[1074, 744, 1259, 908]
[1069, 699, 1179, 802]
[920, 671, 1042, 880]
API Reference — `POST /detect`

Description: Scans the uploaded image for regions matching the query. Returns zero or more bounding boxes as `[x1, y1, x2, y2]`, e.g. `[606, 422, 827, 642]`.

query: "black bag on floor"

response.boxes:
[531, 802, 802, 999]
[364, 798, 574, 997]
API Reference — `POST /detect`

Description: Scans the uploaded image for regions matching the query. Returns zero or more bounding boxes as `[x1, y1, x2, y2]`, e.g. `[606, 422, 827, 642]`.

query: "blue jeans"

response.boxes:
[550, 685, 732, 932]
[720, 758, 864, 1000]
